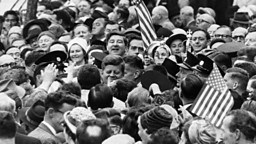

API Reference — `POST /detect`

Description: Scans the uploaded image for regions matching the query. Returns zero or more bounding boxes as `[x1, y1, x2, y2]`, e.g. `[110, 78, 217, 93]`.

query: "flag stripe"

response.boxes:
[196, 86, 214, 116]
[138, 15, 155, 44]
[135, 0, 157, 48]
[190, 64, 234, 127]
[201, 90, 219, 118]
[136, 8, 156, 42]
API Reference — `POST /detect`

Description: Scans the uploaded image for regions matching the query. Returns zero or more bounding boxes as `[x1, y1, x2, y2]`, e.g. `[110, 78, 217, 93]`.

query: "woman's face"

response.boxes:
[154, 47, 170, 64]
[69, 44, 85, 64]
[38, 35, 55, 51]
[170, 39, 185, 56]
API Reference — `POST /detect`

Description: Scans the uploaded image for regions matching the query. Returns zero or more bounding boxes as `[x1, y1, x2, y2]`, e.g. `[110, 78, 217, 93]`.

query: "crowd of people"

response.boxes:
[1, 0, 256, 144]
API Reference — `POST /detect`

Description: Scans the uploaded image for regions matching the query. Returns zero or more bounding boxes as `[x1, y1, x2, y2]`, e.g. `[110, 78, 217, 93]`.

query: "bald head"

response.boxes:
[180, 6, 194, 16]
[152, 6, 169, 18]
[245, 32, 256, 46]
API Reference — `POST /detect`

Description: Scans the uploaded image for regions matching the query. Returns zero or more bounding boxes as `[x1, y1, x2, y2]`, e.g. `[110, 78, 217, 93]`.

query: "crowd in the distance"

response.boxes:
[1, 0, 256, 144]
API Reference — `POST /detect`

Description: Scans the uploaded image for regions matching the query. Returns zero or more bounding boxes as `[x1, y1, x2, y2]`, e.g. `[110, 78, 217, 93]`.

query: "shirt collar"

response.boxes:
[42, 121, 57, 136]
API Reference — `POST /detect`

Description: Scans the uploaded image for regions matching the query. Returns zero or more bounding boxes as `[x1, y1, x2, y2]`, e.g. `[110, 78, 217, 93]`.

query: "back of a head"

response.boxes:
[88, 84, 113, 110]
[241, 100, 256, 116]
[210, 52, 232, 71]
[226, 109, 256, 142]
[76, 119, 112, 144]
[155, 6, 169, 17]
[116, 5, 129, 21]
[127, 87, 150, 107]
[77, 64, 101, 90]
[234, 61, 256, 78]
[188, 119, 218, 144]
[181, 74, 204, 101]
[113, 78, 137, 102]
[0, 111, 16, 139]
[45, 91, 78, 111]
[181, 6, 194, 16]
[226, 67, 249, 91]
[237, 47, 256, 62]
[148, 127, 179, 144]
[57, 82, 81, 98]
[123, 55, 144, 70]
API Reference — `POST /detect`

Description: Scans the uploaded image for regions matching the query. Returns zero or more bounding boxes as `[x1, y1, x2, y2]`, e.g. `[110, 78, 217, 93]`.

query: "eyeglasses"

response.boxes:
[232, 35, 245, 40]
[0, 62, 16, 68]
[215, 34, 231, 39]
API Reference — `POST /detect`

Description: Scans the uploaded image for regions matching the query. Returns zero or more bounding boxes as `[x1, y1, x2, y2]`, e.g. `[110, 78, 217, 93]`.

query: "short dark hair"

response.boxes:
[24, 50, 46, 66]
[3, 10, 19, 23]
[123, 55, 144, 70]
[53, 9, 72, 26]
[209, 52, 232, 69]
[44, 91, 78, 111]
[237, 47, 256, 62]
[241, 100, 256, 116]
[192, 28, 211, 40]
[116, 5, 129, 21]
[0, 111, 16, 139]
[112, 78, 137, 102]
[226, 109, 256, 142]
[102, 54, 125, 73]
[148, 128, 179, 144]
[226, 67, 249, 91]
[88, 84, 113, 110]
[57, 82, 81, 98]
[181, 74, 204, 100]
[122, 105, 155, 141]
[76, 119, 112, 144]
[128, 35, 142, 48]
[77, 64, 101, 90]
[106, 21, 120, 30]
[106, 32, 128, 47]
[234, 61, 256, 78]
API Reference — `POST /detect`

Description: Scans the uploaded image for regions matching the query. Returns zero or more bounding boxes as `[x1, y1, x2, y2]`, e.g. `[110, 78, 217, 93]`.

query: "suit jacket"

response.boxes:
[28, 122, 62, 144]
[15, 133, 41, 144]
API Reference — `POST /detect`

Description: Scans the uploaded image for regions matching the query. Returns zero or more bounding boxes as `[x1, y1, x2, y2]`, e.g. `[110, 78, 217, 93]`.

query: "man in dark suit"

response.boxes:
[29, 91, 78, 144]
[0, 93, 41, 144]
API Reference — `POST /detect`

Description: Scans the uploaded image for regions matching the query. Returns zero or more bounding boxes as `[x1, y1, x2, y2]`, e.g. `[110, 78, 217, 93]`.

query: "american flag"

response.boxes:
[132, 0, 157, 48]
[190, 64, 234, 127]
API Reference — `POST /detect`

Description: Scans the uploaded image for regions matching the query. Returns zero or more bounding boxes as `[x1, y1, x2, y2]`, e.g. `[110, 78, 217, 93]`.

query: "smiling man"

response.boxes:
[106, 32, 128, 57]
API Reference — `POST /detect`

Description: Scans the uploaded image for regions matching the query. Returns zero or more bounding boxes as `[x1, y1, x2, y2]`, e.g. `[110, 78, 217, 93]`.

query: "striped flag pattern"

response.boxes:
[190, 64, 234, 127]
[133, 0, 157, 48]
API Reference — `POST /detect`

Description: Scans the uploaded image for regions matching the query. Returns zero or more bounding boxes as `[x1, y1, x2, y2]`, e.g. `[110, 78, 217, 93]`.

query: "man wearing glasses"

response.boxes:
[196, 14, 215, 31]
[232, 27, 248, 43]
[0, 54, 16, 69]
[214, 26, 232, 42]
